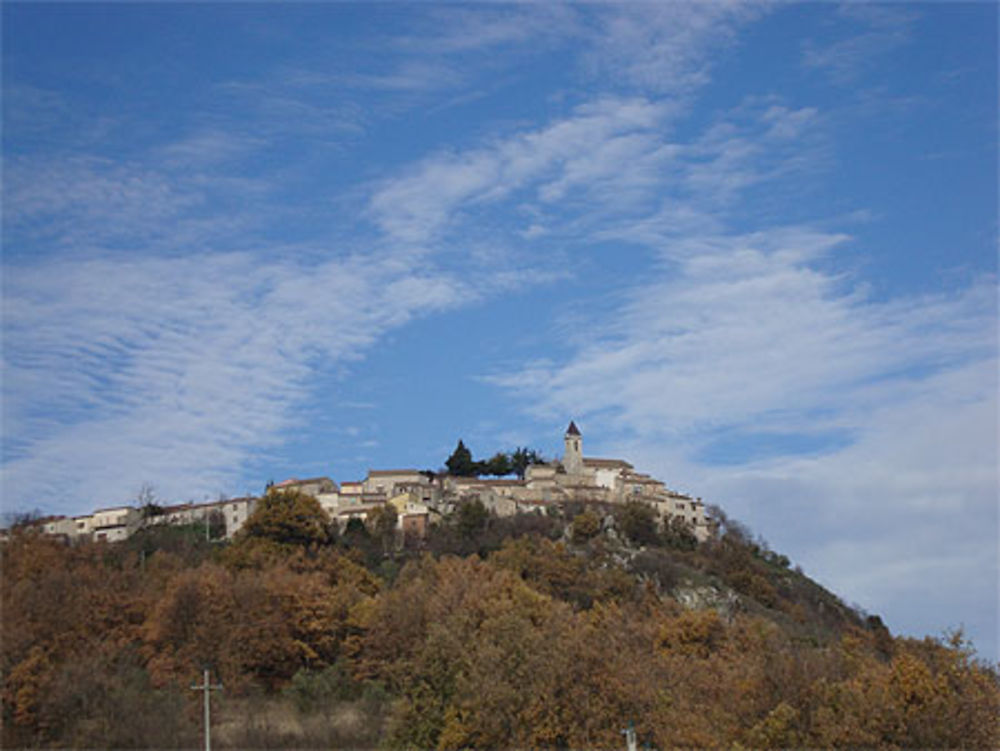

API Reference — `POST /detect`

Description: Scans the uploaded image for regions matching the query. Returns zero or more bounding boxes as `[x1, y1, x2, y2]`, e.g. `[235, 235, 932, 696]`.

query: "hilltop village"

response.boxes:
[27, 423, 710, 545]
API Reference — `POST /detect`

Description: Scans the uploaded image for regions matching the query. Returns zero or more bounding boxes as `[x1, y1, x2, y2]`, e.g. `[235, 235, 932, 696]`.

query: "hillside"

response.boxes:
[3, 493, 998, 749]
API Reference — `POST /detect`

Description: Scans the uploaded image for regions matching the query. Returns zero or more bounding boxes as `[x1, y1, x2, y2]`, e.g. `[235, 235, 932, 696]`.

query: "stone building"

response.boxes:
[90, 506, 140, 542]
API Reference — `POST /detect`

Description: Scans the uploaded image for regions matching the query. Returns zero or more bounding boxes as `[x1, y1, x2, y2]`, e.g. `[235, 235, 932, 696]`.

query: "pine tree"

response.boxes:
[445, 440, 476, 476]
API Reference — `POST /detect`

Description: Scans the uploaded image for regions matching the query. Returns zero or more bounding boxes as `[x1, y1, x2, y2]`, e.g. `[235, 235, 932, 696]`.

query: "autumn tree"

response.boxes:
[225, 489, 331, 567]
[367, 503, 398, 556]
[571, 510, 602, 544]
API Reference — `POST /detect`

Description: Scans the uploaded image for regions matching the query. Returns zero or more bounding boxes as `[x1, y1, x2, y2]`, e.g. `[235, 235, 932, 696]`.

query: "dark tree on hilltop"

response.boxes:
[510, 447, 545, 479]
[445, 440, 477, 476]
[445, 442, 544, 478]
[482, 452, 513, 477]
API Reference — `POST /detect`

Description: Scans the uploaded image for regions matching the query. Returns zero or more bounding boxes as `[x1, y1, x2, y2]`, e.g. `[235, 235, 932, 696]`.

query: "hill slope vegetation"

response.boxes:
[3, 491, 997, 749]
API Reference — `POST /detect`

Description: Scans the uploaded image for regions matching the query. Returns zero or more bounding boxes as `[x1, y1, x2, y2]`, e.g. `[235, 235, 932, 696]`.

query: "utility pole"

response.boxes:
[190, 667, 223, 751]
[622, 721, 637, 751]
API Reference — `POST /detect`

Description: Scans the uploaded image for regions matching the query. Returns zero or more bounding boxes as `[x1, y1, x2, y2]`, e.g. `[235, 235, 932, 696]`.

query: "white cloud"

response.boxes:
[3, 156, 198, 240]
[497, 224, 995, 434]
[1, 250, 479, 512]
[337, 61, 465, 92]
[159, 129, 266, 168]
[2, 155, 268, 254]
[394, 4, 580, 56]
[585, 1, 765, 94]
[214, 76, 366, 140]
[367, 96, 675, 245]
[802, 3, 917, 85]
[363, 3, 777, 246]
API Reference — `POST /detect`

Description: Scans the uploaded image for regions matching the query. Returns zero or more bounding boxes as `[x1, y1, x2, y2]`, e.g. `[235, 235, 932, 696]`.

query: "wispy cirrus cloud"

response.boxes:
[393, 4, 581, 56]
[372, 3, 764, 106]
[1, 250, 482, 509]
[2, 154, 268, 254]
[802, 3, 918, 85]
[3, 155, 203, 248]
[335, 61, 465, 93]
[584, 1, 765, 93]
[367, 96, 676, 245]
[158, 129, 267, 168]
[365, 89, 828, 257]
[213, 75, 367, 141]
[495, 227, 994, 438]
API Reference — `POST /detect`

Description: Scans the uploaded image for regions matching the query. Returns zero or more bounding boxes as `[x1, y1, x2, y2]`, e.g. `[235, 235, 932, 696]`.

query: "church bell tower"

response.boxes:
[563, 420, 583, 475]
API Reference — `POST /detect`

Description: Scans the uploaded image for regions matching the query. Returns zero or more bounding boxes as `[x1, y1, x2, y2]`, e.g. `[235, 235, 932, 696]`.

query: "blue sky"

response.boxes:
[3, 3, 996, 660]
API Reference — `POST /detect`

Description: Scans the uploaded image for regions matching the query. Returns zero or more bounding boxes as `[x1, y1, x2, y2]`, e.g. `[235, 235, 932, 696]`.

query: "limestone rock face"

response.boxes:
[674, 583, 741, 619]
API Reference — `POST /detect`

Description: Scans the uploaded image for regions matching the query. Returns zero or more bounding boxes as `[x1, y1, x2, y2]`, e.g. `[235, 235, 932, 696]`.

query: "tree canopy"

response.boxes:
[225, 489, 331, 565]
[444, 441, 545, 478]
[3, 502, 997, 750]
[444, 440, 476, 476]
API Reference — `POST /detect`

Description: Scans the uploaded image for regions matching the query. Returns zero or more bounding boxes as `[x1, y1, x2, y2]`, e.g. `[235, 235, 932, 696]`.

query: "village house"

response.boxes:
[362, 469, 426, 496]
[142, 497, 257, 540]
[388, 491, 433, 538]
[272, 476, 336, 497]
[40, 516, 78, 539]
[338, 481, 363, 502]
[90, 506, 140, 542]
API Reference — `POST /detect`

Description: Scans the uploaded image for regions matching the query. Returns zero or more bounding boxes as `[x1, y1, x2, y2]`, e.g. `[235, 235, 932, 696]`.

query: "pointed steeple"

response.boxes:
[563, 420, 583, 474]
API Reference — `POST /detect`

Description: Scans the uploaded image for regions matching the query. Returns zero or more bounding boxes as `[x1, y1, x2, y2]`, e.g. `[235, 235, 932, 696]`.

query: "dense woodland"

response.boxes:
[3, 491, 998, 749]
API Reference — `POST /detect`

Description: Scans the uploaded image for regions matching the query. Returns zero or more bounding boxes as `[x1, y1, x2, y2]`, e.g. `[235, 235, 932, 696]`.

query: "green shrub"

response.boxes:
[284, 661, 359, 712]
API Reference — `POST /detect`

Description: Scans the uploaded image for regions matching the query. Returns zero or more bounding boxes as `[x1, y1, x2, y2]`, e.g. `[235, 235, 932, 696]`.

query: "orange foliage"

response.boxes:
[3, 526, 998, 750]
